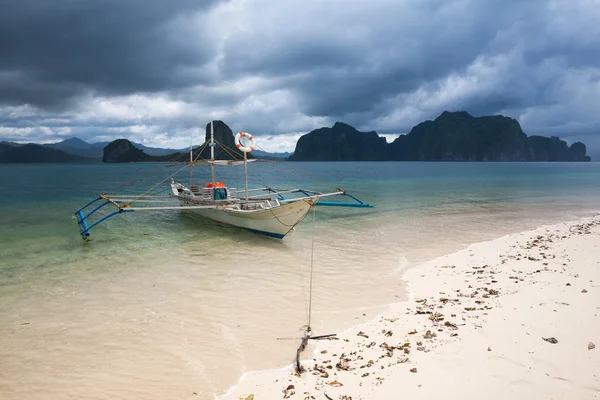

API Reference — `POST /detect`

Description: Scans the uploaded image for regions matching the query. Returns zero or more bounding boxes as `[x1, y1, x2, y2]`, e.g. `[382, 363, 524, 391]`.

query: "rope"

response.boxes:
[207, 138, 241, 161]
[213, 137, 326, 191]
[102, 140, 210, 197]
[212, 138, 246, 162]
[253, 152, 342, 193]
[122, 163, 190, 207]
[208, 137, 345, 201]
[105, 143, 193, 194]
[102, 132, 343, 203]
[308, 204, 316, 328]
[191, 140, 211, 164]
[253, 159, 343, 196]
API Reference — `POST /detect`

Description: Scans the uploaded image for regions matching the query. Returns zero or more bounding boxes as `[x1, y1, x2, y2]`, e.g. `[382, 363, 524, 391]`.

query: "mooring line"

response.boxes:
[308, 204, 316, 329]
[293, 205, 338, 375]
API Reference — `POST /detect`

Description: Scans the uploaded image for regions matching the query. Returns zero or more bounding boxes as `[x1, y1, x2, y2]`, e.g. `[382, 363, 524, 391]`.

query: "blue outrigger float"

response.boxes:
[74, 123, 373, 239]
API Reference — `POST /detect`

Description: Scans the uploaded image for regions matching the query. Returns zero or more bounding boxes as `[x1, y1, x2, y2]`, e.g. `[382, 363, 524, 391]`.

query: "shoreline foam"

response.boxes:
[219, 215, 600, 399]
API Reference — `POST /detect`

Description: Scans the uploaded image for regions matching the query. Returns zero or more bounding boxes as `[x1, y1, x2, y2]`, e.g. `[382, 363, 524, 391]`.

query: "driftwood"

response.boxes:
[311, 333, 337, 340]
[295, 333, 310, 374]
[294, 328, 337, 375]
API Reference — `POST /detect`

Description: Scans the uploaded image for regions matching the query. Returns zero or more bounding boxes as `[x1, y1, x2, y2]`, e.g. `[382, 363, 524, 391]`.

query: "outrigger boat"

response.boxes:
[74, 122, 373, 239]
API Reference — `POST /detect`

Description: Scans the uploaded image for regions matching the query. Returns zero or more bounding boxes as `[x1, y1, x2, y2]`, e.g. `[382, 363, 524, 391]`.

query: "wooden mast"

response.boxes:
[210, 121, 215, 186]
[244, 149, 248, 203]
[188, 140, 193, 188]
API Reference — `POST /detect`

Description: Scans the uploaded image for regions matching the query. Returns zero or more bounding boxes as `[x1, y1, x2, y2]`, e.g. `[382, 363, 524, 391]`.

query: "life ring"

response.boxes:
[235, 131, 256, 153]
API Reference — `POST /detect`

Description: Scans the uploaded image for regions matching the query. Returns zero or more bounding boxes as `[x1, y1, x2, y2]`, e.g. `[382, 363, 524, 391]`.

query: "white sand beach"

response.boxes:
[221, 216, 600, 400]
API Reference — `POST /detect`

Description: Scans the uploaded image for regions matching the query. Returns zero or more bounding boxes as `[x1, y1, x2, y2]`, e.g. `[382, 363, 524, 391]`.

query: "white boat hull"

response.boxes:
[183, 199, 314, 238]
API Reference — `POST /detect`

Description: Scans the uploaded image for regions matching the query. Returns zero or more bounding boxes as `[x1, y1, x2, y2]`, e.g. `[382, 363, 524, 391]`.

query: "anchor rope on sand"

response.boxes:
[308, 204, 316, 328]
[294, 205, 336, 375]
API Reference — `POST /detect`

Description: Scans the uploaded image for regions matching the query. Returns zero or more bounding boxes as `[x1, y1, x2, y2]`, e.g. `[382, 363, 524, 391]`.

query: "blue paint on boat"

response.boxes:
[246, 228, 286, 239]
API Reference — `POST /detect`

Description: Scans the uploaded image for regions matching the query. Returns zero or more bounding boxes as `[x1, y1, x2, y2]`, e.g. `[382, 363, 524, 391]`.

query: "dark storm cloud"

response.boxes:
[216, 0, 535, 118]
[213, 0, 600, 139]
[0, 0, 599, 153]
[0, 0, 221, 107]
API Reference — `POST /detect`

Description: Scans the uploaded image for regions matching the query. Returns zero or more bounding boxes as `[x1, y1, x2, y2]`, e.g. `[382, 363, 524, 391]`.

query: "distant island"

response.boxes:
[0, 137, 186, 164]
[0, 111, 591, 163]
[101, 139, 186, 162]
[0, 122, 287, 163]
[0, 142, 94, 163]
[102, 121, 255, 163]
[290, 111, 591, 162]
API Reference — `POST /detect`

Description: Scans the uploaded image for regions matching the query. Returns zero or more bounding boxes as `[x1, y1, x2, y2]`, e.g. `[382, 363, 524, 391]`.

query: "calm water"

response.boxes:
[1, 161, 599, 399]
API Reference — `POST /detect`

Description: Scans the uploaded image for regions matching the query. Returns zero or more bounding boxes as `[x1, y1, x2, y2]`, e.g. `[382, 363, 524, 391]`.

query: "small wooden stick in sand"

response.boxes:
[294, 327, 337, 375]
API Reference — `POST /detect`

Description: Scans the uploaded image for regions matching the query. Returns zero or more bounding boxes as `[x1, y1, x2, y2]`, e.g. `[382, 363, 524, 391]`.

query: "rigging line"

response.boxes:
[254, 159, 299, 180]
[207, 139, 318, 196]
[122, 164, 190, 207]
[190, 140, 211, 164]
[210, 138, 308, 190]
[240, 160, 278, 186]
[258, 159, 343, 192]
[111, 171, 176, 196]
[105, 143, 195, 194]
[265, 159, 340, 191]
[264, 198, 314, 227]
[241, 166, 290, 196]
[253, 168, 300, 194]
[212, 139, 246, 161]
[252, 160, 325, 195]
[107, 165, 168, 195]
[253, 160, 315, 189]
[209, 141, 236, 162]
[214, 142, 240, 161]
[254, 142, 279, 157]
[253, 139, 284, 155]
[308, 204, 317, 329]
[253, 158, 311, 183]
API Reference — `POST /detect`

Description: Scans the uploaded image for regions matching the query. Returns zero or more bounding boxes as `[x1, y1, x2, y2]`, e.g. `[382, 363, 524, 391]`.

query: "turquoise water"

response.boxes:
[1, 161, 600, 399]
[2, 161, 599, 257]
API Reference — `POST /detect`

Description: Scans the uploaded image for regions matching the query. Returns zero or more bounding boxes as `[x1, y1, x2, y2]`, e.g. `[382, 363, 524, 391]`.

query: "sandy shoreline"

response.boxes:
[220, 216, 600, 400]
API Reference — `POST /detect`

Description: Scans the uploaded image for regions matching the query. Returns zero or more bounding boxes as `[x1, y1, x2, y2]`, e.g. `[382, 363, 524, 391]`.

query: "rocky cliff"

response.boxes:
[102, 121, 246, 163]
[288, 122, 387, 161]
[388, 111, 530, 161]
[527, 136, 590, 161]
[290, 111, 591, 162]
[198, 121, 250, 160]
[102, 139, 150, 163]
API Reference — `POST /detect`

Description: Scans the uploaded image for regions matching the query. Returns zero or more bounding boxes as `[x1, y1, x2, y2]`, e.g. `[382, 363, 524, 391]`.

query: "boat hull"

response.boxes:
[183, 200, 314, 238]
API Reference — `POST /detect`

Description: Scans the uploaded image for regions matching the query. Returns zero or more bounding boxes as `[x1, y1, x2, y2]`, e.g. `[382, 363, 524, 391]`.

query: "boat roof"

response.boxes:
[194, 159, 257, 166]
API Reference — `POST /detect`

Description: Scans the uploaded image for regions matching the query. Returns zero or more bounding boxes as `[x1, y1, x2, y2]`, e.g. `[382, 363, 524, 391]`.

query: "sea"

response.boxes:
[1, 161, 599, 399]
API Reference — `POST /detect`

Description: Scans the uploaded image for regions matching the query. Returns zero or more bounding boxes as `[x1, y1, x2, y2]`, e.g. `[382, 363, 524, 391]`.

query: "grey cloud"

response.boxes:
[0, 0, 599, 153]
[214, 0, 600, 138]
[0, 0, 222, 107]
[218, 1, 501, 116]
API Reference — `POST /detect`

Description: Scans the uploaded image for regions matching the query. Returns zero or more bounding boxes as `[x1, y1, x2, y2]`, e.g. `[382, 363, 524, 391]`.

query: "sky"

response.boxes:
[1, 0, 599, 155]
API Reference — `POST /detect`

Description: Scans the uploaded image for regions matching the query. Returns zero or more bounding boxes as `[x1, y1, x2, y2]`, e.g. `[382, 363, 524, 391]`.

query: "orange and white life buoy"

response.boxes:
[235, 131, 256, 153]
